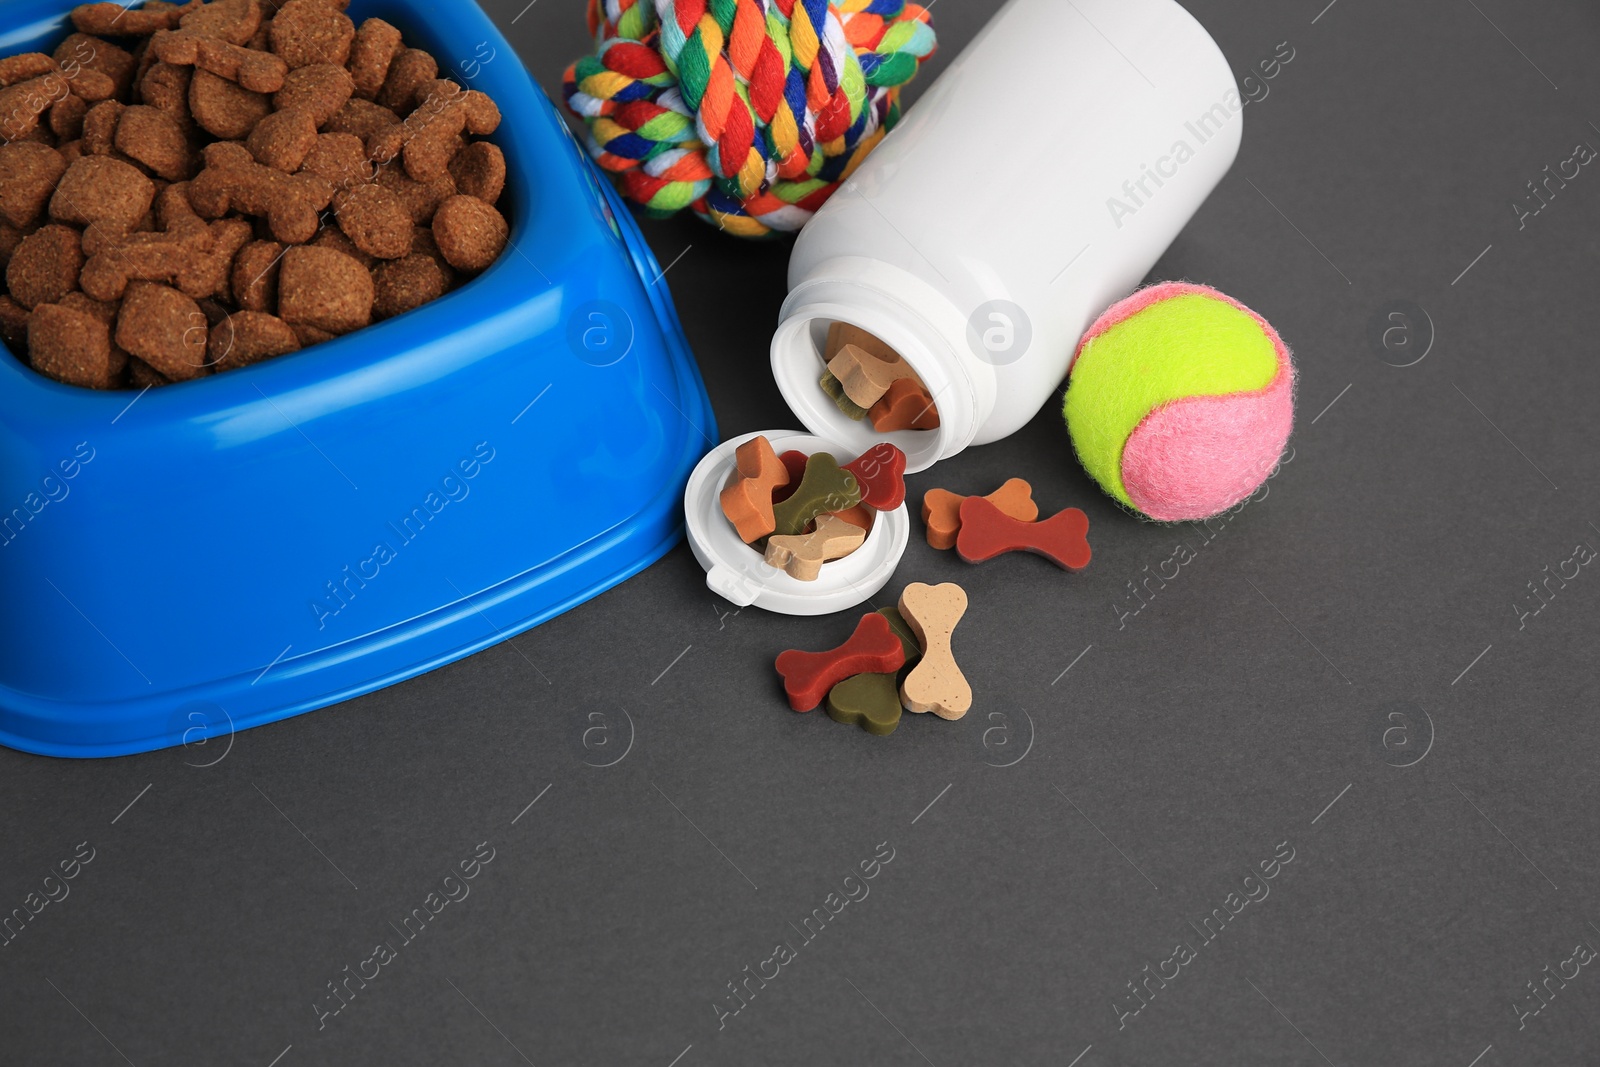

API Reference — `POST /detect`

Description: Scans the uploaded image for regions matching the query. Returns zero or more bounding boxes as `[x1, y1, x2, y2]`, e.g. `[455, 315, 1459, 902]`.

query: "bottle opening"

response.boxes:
[772, 310, 957, 474]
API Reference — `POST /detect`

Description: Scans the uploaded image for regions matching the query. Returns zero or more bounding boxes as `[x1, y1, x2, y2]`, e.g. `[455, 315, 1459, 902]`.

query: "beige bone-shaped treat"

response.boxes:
[763, 515, 867, 582]
[898, 582, 972, 720]
[826, 342, 922, 409]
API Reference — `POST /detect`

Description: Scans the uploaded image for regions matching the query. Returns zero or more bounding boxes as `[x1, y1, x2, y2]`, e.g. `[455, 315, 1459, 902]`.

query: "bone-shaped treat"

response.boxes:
[0, 53, 115, 99]
[0, 67, 115, 143]
[841, 442, 907, 511]
[956, 497, 1091, 571]
[763, 514, 866, 582]
[80, 214, 214, 300]
[770, 449, 809, 505]
[825, 607, 922, 736]
[819, 369, 868, 420]
[71, 1, 200, 37]
[825, 503, 875, 535]
[898, 582, 971, 720]
[771, 452, 860, 538]
[154, 32, 288, 94]
[719, 435, 789, 544]
[825, 320, 902, 363]
[188, 141, 334, 244]
[367, 78, 501, 183]
[826, 342, 921, 409]
[774, 612, 906, 713]
[922, 478, 1038, 551]
[869, 376, 940, 432]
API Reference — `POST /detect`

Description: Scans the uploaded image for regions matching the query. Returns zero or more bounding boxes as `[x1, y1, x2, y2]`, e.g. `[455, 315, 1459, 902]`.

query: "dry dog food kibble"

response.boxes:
[0, 0, 511, 390]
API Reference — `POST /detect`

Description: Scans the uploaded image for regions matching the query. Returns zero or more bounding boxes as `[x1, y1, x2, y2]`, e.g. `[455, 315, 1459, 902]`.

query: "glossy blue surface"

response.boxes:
[0, 0, 716, 757]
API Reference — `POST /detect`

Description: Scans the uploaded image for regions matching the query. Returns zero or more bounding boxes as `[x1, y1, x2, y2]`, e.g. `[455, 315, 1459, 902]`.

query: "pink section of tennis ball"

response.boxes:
[1074, 282, 1296, 523]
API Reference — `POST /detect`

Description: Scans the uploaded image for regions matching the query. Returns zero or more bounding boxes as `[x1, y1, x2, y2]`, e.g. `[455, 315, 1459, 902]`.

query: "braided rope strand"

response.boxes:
[564, 0, 934, 237]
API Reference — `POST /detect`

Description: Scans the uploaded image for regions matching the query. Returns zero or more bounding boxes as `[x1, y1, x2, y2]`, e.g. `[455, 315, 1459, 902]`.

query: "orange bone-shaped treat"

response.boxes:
[955, 497, 1091, 571]
[824, 320, 900, 364]
[763, 514, 867, 582]
[367, 78, 501, 183]
[188, 141, 334, 244]
[719, 435, 789, 543]
[921, 478, 1038, 551]
[897, 582, 971, 720]
[869, 377, 940, 432]
[775, 611, 906, 713]
[826, 502, 876, 535]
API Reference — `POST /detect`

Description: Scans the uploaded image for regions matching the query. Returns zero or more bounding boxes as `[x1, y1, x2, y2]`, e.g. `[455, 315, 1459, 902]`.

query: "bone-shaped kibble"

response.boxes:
[763, 514, 866, 582]
[71, 1, 199, 37]
[956, 497, 1091, 571]
[719, 435, 789, 543]
[0, 67, 115, 143]
[841, 442, 907, 511]
[825, 607, 922, 736]
[154, 33, 288, 94]
[771, 452, 860, 537]
[188, 141, 334, 244]
[826, 342, 921, 409]
[80, 214, 215, 300]
[0, 54, 114, 99]
[367, 78, 501, 182]
[922, 478, 1038, 551]
[869, 377, 940, 432]
[898, 582, 971, 720]
[774, 612, 906, 713]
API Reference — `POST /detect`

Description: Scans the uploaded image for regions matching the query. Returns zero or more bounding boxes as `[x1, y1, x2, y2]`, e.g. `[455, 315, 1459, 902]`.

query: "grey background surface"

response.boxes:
[4, 0, 1599, 1064]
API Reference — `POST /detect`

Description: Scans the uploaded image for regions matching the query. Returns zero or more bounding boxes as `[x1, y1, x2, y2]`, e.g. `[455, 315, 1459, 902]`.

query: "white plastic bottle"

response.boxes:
[771, 0, 1244, 473]
[687, 0, 1242, 614]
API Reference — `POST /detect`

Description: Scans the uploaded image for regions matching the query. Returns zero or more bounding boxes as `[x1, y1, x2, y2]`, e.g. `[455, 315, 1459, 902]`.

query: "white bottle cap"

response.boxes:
[683, 431, 910, 616]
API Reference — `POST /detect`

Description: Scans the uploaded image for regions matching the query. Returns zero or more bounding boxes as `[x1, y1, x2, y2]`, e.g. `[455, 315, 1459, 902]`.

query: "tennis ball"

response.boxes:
[1063, 282, 1295, 522]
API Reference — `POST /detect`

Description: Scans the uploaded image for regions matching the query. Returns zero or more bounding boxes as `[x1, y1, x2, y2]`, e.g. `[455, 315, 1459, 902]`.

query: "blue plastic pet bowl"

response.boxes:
[0, 0, 716, 757]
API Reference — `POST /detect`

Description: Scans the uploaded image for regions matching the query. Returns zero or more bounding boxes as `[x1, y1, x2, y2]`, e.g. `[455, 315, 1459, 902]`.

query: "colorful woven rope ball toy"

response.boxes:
[563, 0, 936, 238]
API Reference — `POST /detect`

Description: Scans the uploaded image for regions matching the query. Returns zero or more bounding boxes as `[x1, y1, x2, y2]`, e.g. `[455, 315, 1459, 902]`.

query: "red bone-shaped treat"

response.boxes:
[841, 442, 907, 510]
[956, 497, 1092, 571]
[774, 612, 906, 712]
[771, 450, 809, 505]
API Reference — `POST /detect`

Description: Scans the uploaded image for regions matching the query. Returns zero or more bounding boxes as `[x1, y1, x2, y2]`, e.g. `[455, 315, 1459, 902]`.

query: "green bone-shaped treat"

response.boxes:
[821, 370, 869, 421]
[826, 607, 923, 736]
[771, 452, 861, 537]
